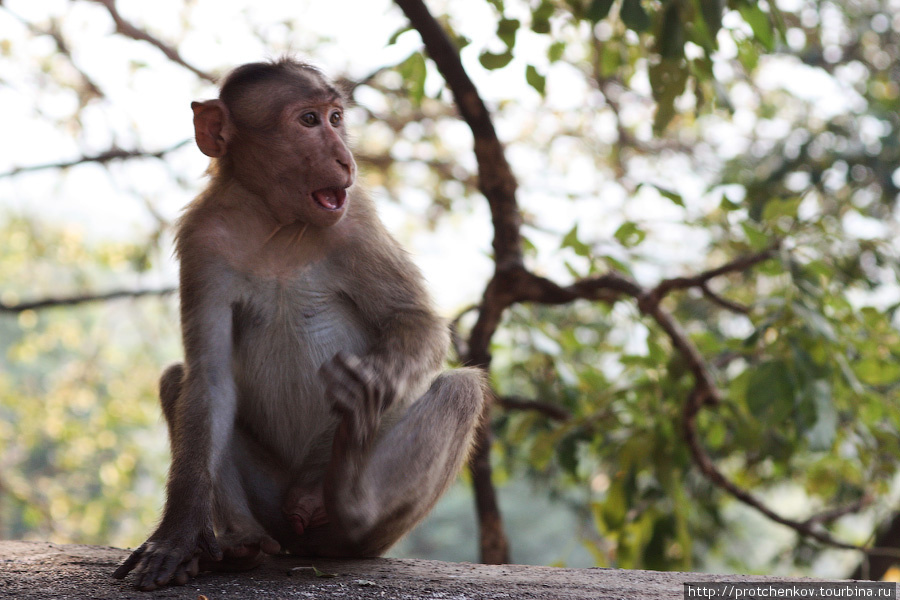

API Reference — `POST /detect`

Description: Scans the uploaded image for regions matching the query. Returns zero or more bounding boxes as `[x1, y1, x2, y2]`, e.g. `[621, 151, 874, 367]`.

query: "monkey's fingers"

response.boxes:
[132, 549, 171, 590]
[173, 556, 200, 586]
[330, 393, 367, 446]
[144, 546, 191, 590]
[336, 351, 374, 382]
[337, 352, 396, 415]
[112, 543, 147, 579]
[199, 525, 224, 562]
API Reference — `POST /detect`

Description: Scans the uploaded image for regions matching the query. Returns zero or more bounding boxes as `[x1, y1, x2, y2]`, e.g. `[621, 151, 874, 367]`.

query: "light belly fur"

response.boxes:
[232, 283, 370, 474]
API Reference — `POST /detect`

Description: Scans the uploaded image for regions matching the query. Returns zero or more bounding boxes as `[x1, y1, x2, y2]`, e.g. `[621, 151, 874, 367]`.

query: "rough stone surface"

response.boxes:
[0, 540, 883, 600]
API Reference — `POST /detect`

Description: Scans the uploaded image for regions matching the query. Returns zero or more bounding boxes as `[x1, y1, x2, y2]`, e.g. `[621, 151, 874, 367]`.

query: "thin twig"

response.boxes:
[648, 244, 779, 305]
[0, 287, 176, 314]
[682, 400, 898, 558]
[0, 140, 191, 178]
[700, 282, 752, 314]
[88, 0, 216, 82]
[498, 396, 572, 422]
[448, 304, 479, 361]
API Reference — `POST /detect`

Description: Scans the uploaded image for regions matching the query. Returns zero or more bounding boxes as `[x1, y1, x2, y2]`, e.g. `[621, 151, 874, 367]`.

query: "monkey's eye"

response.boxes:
[329, 111, 342, 126]
[299, 112, 319, 126]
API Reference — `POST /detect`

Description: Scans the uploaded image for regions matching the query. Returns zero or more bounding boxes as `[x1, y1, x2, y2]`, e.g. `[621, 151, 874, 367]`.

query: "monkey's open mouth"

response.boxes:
[312, 188, 347, 211]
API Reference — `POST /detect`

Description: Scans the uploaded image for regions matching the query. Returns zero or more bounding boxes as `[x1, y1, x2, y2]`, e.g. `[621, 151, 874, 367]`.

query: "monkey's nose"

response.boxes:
[337, 157, 356, 180]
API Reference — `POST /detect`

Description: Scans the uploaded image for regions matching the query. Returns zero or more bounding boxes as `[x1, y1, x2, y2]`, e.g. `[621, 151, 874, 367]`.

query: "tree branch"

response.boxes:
[646, 244, 779, 306]
[506, 248, 893, 557]
[88, 0, 216, 83]
[700, 282, 752, 314]
[0, 140, 191, 178]
[682, 399, 898, 557]
[393, 0, 521, 271]
[448, 304, 479, 361]
[396, 0, 848, 568]
[498, 396, 572, 422]
[0, 287, 176, 314]
[5, 11, 104, 104]
[394, 0, 516, 565]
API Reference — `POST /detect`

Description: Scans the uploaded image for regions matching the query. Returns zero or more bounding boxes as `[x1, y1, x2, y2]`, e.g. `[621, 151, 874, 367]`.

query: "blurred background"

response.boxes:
[1, 0, 899, 580]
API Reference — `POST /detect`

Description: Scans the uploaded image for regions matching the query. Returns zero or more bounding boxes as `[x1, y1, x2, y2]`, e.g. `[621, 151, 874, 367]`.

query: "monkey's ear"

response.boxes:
[191, 100, 234, 158]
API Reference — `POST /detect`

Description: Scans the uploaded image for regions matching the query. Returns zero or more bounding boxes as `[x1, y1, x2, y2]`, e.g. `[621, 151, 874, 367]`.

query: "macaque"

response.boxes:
[113, 58, 485, 591]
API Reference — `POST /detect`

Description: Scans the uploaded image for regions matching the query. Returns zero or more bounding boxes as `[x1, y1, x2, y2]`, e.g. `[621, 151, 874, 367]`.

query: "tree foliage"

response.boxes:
[1, 0, 899, 579]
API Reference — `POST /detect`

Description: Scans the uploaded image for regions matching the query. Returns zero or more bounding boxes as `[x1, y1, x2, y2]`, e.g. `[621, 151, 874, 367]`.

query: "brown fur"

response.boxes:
[113, 59, 485, 591]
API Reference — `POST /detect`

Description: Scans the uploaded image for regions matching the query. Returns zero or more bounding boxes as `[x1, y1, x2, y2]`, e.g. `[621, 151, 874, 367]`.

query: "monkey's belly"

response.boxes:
[231, 297, 370, 474]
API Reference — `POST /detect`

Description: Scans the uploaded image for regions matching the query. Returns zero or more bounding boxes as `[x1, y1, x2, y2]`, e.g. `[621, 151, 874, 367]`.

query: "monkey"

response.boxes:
[112, 58, 485, 591]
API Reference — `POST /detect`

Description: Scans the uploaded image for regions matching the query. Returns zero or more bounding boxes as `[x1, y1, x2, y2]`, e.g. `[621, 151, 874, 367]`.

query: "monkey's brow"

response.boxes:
[292, 90, 343, 108]
[314, 89, 343, 104]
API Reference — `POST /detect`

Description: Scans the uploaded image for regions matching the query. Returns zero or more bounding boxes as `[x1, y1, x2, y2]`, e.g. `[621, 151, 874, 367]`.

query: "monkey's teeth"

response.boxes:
[313, 188, 347, 210]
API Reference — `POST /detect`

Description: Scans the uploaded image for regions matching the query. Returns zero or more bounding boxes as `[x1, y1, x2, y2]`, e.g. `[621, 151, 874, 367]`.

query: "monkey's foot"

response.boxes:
[201, 531, 280, 572]
[282, 485, 330, 535]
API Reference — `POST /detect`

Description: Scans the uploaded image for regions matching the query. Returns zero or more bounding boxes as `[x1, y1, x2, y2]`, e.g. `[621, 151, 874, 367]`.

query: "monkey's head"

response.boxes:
[191, 59, 357, 228]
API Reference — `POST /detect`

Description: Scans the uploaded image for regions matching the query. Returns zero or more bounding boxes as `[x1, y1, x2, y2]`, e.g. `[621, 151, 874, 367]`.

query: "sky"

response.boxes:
[0, 0, 886, 316]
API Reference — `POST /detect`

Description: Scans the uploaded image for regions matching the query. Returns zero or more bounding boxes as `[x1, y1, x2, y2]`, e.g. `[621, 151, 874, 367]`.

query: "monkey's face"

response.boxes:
[224, 81, 357, 229]
[277, 98, 357, 228]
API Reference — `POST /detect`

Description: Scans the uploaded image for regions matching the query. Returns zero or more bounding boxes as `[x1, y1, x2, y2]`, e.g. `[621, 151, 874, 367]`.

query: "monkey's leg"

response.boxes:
[322, 358, 485, 556]
[209, 444, 281, 567]
[160, 364, 279, 570]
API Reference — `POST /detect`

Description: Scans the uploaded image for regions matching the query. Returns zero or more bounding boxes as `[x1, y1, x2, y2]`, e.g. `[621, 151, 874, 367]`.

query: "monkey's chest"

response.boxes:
[232, 279, 370, 380]
[230, 277, 370, 464]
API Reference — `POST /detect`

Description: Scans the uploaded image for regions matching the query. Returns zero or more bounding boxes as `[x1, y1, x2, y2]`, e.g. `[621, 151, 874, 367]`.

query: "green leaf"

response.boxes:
[614, 221, 646, 248]
[313, 566, 338, 578]
[792, 302, 836, 342]
[697, 0, 723, 43]
[738, 3, 775, 51]
[398, 52, 427, 105]
[736, 38, 761, 71]
[855, 357, 900, 386]
[658, 2, 684, 60]
[587, 0, 615, 22]
[649, 59, 689, 132]
[497, 18, 521, 49]
[741, 222, 771, 251]
[479, 50, 514, 70]
[548, 41, 566, 62]
[761, 197, 801, 222]
[746, 361, 795, 421]
[642, 183, 684, 207]
[620, 0, 650, 32]
[599, 472, 632, 529]
[803, 381, 837, 452]
[562, 224, 592, 257]
[388, 26, 412, 46]
[601, 254, 632, 274]
[600, 45, 621, 76]
[526, 65, 547, 95]
[558, 431, 581, 476]
[532, 1, 555, 33]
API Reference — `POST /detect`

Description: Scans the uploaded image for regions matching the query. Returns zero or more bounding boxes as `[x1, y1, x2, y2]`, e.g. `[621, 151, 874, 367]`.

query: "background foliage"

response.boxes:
[1, 0, 898, 579]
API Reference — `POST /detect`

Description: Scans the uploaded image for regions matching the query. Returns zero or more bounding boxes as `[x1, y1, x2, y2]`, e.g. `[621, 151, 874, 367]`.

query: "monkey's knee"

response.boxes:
[430, 367, 487, 426]
[159, 363, 185, 427]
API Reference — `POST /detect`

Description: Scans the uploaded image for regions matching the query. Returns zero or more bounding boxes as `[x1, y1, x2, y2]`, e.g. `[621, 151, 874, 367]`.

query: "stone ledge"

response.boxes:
[0, 540, 882, 600]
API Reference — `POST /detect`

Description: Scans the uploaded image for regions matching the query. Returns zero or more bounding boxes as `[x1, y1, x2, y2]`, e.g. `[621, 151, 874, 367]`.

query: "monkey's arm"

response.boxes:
[321, 228, 480, 548]
[114, 254, 237, 590]
[341, 231, 449, 400]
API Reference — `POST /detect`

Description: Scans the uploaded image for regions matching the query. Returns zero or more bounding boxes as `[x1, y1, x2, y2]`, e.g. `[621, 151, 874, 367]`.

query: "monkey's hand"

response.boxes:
[112, 519, 222, 591]
[322, 351, 395, 450]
